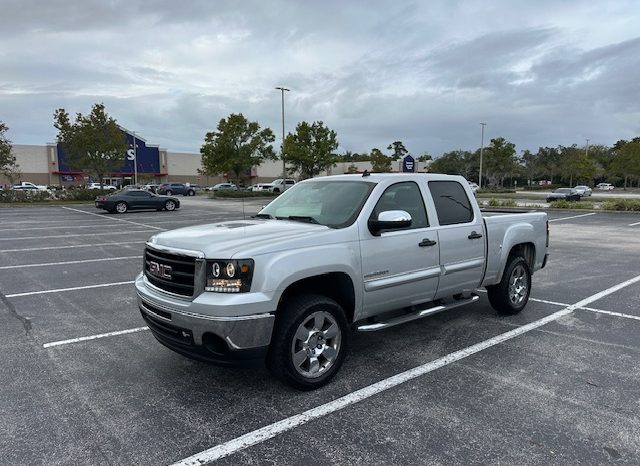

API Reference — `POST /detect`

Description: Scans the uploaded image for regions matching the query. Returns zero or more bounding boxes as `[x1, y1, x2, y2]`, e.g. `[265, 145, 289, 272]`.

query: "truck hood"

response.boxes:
[149, 219, 340, 258]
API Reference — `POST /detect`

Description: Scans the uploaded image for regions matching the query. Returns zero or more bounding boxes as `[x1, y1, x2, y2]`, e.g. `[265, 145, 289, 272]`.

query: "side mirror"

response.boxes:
[368, 210, 412, 236]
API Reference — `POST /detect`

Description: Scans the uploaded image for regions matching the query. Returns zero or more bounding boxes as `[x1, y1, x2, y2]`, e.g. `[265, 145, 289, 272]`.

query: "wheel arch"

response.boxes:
[277, 272, 356, 324]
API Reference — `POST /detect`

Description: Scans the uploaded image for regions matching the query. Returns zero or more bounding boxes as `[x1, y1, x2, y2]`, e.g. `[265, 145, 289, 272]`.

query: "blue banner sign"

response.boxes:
[57, 130, 160, 174]
[402, 154, 415, 172]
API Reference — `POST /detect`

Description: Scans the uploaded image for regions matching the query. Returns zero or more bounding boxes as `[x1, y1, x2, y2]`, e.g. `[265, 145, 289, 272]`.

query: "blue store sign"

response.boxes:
[57, 130, 160, 174]
[402, 154, 415, 172]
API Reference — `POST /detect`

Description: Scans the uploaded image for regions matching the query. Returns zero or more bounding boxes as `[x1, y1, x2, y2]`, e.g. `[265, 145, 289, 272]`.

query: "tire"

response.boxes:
[115, 201, 128, 214]
[164, 200, 176, 211]
[273, 188, 280, 193]
[165, 190, 173, 196]
[486, 255, 531, 315]
[267, 294, 350, 390]
[187, 190, 195, 196]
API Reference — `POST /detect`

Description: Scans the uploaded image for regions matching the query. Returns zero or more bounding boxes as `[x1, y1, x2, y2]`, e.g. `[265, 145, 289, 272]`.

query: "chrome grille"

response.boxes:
[144, 246, 196, 297]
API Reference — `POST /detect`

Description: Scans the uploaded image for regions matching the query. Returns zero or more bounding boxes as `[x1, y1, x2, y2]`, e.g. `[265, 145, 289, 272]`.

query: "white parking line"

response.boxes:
[0, 256, 141, 270]
[61, 206, 166, 231]
[629, 220, 640, 227]
[0, 241, 145, 253]
[43, 327, 149, 348]
[0, 230, 152, 241]
[0, 224, 148, 232]
[5, 281, 135, 298]
[170, 274, 640, 466]
[548, 212, 596, 222]
[579, 307, 640, 322]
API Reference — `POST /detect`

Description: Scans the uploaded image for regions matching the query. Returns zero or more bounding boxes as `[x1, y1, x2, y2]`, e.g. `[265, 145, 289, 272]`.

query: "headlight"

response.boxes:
[205, 259, 254, 293]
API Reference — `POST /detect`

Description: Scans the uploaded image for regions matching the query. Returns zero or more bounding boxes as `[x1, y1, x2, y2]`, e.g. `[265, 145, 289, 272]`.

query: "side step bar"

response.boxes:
[355, 294, 479, 332]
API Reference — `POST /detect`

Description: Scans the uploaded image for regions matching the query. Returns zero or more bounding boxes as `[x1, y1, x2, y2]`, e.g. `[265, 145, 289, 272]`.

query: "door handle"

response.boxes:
[468, 231, 483, 240]
[419, 238, 437, 247]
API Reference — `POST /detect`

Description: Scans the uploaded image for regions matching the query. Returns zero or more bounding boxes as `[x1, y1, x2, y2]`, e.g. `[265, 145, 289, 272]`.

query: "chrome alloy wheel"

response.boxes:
[115, 202, 127, 213]
[291, 311, 341, 379]
[508, 264, 529, 306]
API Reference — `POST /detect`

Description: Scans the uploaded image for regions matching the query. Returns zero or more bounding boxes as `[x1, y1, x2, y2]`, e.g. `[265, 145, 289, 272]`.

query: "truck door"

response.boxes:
[359, 181, 440, 319]
[427, 180, 486, 297]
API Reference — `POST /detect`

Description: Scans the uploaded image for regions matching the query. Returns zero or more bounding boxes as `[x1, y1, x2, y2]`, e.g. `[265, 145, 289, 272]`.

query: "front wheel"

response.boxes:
[267, 294, 349, 390]
[487, 255, 531, 315]
[164, 200, 176, 211]
[187, 190, 195, 196]
[115, 201, 128, 214]
[165, 190, 173, 196]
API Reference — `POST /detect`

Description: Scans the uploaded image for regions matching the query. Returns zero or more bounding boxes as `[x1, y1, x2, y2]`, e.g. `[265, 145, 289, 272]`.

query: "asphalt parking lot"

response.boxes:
[1, 199, 639, 465]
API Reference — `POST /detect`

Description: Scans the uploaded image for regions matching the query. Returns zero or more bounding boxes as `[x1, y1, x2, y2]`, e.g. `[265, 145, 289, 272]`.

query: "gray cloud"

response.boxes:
[1, 0, 639, 158]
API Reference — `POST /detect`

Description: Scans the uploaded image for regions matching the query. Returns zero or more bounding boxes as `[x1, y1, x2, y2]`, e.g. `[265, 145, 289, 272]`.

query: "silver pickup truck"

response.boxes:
[136, 173, 549, 389]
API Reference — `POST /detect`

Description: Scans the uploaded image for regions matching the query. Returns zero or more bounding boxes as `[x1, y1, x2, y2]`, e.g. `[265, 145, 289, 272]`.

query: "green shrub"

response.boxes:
[487, 198, 517, 207]
[0, 189, 52, 203]
[0, 187, 102, 203]
[601, 199, 640, 211]
[210, 191, 278, 199]
[548, 199, 594, 209]
[478, 187, 516, 194]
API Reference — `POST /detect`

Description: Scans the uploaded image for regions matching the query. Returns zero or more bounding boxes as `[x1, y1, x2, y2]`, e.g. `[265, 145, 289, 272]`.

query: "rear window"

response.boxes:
[428, 180, 474, 225]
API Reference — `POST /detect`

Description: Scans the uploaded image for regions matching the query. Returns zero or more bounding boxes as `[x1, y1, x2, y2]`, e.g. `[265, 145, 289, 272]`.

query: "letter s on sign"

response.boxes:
[127, 148, 135, 161]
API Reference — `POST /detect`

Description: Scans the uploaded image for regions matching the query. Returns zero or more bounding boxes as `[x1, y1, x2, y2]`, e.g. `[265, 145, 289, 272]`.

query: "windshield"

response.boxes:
[556, 188, 571, 193]
[258, 179, 375, 228]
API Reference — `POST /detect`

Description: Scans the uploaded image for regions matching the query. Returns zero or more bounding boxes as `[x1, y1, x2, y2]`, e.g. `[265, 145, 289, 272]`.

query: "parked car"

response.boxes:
[266, 178, 296, 193]
[186, 183, 203, 192]
[143, 183, 160, 193]
[467, 181, 479, 194]
[211, 183, 238, 191]
[157, 183, 196, 196]
[249, 183, 272, 192]
[13, 181, 49, 191]
[95, 189, 180, 214]
[574, 185, 592, 197]
[546, 188, 581, 202]
[596, 183, 615, 191]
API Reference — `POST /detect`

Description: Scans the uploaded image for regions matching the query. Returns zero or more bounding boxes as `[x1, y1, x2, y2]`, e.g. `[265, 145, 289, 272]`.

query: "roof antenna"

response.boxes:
[362, 170, 370, 177]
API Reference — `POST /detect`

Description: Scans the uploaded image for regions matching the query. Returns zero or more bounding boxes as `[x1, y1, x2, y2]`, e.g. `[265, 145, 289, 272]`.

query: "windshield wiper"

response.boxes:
[277, 215, 320, 224]
[253, 213, 273, 219]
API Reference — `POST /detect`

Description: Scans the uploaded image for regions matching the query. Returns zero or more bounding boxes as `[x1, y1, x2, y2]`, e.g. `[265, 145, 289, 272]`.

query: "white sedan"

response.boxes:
[574, 185, 592, 197]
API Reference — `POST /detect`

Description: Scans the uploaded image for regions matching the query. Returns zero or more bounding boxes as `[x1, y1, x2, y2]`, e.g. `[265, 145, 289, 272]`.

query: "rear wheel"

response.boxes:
[115, 201, 128, 214]
[267, 294, 349, 390]
[164, 200, 176, 211]
[187, 190, 195, 196]
[165, 190, 173, 196]
[487, 255, 531, 315]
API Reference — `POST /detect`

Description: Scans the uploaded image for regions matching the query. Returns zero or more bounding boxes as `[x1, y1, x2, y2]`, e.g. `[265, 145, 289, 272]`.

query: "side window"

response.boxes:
[428, 181, 474, 225]
[371, 182, 429, 229]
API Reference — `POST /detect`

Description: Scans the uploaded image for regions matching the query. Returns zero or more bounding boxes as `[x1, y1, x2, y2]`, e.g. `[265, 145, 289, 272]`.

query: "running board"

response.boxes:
[355, 294, 479, 332]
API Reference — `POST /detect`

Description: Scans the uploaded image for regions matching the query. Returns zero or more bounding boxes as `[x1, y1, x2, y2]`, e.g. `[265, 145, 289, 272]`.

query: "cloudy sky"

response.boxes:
[1, 0, 639, 157]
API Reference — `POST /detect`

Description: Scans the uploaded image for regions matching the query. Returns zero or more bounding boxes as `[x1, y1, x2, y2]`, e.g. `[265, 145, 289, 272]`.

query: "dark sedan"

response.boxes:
[95, 189, 180, 214]
[546, 188, 581, 203]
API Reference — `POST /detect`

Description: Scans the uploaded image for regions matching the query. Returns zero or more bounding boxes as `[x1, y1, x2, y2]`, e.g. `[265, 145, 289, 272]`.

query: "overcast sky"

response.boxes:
[1, 0, 639, 157]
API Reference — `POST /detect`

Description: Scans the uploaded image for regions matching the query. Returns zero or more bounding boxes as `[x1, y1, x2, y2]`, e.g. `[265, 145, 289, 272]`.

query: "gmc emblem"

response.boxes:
[149, 261, 172, 280]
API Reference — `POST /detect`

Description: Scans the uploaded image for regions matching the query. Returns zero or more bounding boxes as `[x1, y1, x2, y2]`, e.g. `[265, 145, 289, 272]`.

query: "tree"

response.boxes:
[283, 121, 339, 179]
[558, 145, 595, 186]
[368, 148, 391, 172]
[54, 104, 128, 188]
[610, 138, 640, 189]
[387, 141, 408, 161]
[430, 150, 475, 177]
[200, 113, 276, 185]
[0, 122, 20, 185]
[483, 137, 517, 186]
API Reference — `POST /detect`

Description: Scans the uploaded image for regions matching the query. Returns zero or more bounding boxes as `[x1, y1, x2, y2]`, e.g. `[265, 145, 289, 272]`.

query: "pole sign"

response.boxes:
[56, 130, 160, 174]
[402, 154, 415, 173]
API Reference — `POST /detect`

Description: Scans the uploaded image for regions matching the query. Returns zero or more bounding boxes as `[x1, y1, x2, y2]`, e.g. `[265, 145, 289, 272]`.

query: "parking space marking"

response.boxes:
[0, 256, 141, 270]
[0, 230, 153, 241]
[629, 220, 640, 226]
[548, 212, 596, 222]
[170, 274, 640, 466]
[5, 281, 135, 298]
[0, 224, 146, 232]
[61, 206, 167, 231]
[43, 327, 149, 348]
[0, 241, 145, 253]
[579, 306, 640, 322]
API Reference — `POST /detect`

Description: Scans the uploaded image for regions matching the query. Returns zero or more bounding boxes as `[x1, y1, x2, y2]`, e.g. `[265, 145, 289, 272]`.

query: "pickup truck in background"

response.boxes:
[136, 173, 549, 389]
[12, 181, 49, 191]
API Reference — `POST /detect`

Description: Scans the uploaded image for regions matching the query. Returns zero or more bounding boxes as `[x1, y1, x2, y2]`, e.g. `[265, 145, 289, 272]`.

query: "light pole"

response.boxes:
[585, 138, 590, 157]
[275, 86, 290, 180]
[132, 131, 138, 186]
[479, 122, 487, 188]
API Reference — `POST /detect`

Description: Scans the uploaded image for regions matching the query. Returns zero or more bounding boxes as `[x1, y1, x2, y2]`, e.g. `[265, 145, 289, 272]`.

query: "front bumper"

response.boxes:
[136, 274, 275, 366]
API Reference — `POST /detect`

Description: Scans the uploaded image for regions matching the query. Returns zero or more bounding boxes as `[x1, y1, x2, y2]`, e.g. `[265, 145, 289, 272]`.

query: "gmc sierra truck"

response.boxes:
[136, 173, 549, 390]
